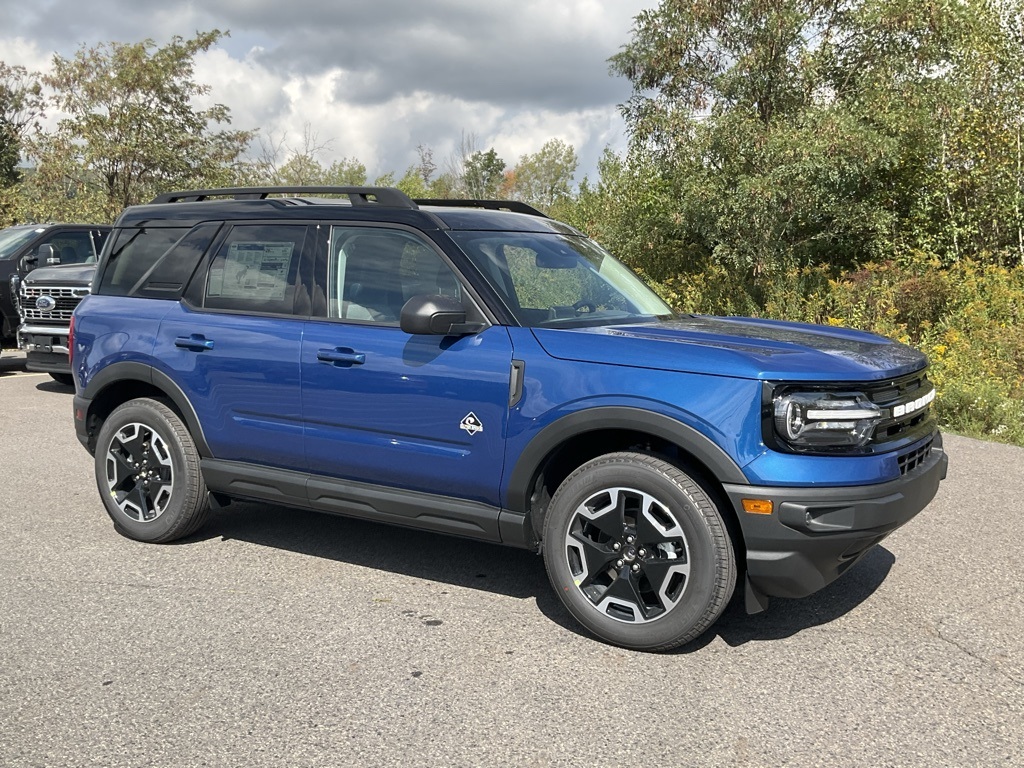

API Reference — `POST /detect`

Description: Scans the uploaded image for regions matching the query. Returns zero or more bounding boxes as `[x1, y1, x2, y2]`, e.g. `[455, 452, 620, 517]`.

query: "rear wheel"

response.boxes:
[542, 452, 736, 651]
[94, 398, 210, 542]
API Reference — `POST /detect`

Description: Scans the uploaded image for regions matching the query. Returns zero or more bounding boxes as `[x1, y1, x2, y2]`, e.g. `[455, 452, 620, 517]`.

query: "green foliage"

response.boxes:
[464, 148, 506, 198]
[0, 63, 45, 221]
[609, 0, 1024, 276]
[509, 139, 578, 213]
[326, 157, 368, 186]
[24, 30, 253, 221]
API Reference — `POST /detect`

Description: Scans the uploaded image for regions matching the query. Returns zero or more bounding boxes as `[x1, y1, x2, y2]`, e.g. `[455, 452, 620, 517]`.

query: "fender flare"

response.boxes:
[82, 361, 213, 458]
[505, 406, 748, 513]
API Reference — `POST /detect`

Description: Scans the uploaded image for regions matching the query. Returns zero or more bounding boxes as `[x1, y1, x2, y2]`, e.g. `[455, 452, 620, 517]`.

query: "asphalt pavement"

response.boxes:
[1, 352, 1021, 767]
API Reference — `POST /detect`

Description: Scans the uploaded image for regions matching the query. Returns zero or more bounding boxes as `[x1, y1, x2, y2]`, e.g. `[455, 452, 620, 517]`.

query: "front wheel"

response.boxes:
[49, 372, 74, 386]
[542, 452, 736, 651]
[94, 398, 210, 543]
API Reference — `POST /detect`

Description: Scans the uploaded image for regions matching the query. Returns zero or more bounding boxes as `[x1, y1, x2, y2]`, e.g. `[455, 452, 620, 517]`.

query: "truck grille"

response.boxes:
[19, 285, 88, 324]
[864, 370, 936, 448]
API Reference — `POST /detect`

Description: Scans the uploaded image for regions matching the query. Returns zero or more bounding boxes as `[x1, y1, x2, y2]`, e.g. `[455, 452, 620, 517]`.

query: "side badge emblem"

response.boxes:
[460, 412, 483, 436]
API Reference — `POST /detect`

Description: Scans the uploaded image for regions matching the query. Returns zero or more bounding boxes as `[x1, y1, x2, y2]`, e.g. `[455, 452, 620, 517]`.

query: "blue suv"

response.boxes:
[71, 187, 947, 650]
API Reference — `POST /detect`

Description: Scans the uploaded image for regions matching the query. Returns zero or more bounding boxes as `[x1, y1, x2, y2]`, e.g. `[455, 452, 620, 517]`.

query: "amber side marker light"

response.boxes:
[742, 499, 774, 515]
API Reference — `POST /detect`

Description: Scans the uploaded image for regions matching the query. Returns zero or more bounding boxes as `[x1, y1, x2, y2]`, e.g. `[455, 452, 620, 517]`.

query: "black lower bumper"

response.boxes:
[25, 349, 71, 374]
[20, 328, 71, 374]
[724, 435, 948, 609]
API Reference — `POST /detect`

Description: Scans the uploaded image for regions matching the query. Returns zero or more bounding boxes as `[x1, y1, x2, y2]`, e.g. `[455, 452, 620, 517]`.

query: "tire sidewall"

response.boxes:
[94, 399, 200, 543]
[543, 456, 730, 650]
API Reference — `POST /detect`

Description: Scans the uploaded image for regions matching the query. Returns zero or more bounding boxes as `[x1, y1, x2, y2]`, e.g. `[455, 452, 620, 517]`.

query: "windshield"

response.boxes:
[0, 227, 43, 259]
[450, 231, 674, 327]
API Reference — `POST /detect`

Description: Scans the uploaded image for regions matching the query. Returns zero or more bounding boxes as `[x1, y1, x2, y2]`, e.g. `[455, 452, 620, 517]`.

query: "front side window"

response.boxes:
[327, 227, 462, 325]
[449, 231, 673, 327]
[40, 232, 95, 265]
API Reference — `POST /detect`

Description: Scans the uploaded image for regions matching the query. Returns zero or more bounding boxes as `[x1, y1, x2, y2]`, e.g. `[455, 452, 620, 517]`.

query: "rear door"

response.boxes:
[156, 222, 312, 471]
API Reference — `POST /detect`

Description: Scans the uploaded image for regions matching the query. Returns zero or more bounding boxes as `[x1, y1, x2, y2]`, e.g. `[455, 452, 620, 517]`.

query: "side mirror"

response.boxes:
[400, 295, 478, 336]
[41, 244, 60, 265]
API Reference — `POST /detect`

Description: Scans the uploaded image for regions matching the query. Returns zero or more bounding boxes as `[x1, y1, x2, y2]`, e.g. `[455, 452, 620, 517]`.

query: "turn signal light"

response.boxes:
[742, 499, 774, 515]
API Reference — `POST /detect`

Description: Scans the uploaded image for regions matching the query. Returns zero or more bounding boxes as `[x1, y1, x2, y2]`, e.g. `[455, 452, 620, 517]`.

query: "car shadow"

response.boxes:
[0, 354, 27, 377]
[35, 379, 74, 392]
[187, 499, 895, 649]
[189, 500, 552, 602]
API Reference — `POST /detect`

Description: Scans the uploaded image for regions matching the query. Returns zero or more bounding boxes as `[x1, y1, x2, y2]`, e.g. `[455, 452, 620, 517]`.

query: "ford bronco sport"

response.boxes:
[71, 186, 947, 650]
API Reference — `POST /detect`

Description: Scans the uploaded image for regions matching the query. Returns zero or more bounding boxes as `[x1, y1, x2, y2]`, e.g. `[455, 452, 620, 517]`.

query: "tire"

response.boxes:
[49, 372, 74, 386]
[94, 398, 210, 543]
[542, 452, 736, 651]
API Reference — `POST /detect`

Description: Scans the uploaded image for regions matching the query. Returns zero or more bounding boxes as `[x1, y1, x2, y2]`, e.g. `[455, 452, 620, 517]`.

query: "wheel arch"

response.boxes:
[81, 362, 212, 458]
[506, 407, 748, 541]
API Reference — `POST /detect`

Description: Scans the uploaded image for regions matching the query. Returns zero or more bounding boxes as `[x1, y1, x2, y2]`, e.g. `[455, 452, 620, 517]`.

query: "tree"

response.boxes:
[415, 144, 436, 187]
[464, 148, 506, 198]
[510, 139, 577, 213]
[324, 157, 367, 186]
[608, 0, 1024, 275]
[27, 30, 253, 220]
[0, 63, 44, 188]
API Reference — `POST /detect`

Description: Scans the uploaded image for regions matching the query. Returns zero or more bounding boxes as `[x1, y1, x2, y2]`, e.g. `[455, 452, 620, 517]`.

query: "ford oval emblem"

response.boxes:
[35, 295, 57, 312]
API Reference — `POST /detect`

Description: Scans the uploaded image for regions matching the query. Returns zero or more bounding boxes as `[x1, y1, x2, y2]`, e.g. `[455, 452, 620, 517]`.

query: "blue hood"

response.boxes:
[532, 315, 927, 382]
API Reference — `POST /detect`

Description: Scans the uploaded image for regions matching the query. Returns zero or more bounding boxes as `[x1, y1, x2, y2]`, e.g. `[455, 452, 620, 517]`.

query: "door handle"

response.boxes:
[317, 348, 366, 366]
[174, 335, 215, 351]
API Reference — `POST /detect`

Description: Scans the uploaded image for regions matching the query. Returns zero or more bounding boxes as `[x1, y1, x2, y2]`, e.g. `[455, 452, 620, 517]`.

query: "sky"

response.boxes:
[0, 0, 658, 184]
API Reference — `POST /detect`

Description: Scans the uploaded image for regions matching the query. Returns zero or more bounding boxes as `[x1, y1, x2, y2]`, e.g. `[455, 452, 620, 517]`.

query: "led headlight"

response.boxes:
[773, 391, 882, 449]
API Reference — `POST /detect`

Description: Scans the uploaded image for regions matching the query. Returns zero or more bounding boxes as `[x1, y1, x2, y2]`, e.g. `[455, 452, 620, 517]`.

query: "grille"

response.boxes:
[864, 370, 935, 447]
[898, 437, 934, 475]
[20, 285, 89, 323]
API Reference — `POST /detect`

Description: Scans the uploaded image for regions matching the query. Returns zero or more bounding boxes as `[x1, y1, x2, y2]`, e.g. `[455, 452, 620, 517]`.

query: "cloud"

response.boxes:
[0, 0, 654, 181]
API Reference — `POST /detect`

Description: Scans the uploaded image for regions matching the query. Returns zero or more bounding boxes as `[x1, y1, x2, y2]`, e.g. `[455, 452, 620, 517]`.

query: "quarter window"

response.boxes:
[97, 228, 191, 296]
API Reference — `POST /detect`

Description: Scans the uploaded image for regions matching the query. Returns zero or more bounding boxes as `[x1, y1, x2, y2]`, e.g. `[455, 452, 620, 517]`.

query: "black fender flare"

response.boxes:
[82, 361, 213, 458]
[505, 406, 748, 513]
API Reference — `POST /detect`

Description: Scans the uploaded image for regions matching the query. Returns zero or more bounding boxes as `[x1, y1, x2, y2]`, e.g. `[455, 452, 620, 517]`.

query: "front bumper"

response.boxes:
[725, 433, 948, 608]
[18, 324, 71, 374]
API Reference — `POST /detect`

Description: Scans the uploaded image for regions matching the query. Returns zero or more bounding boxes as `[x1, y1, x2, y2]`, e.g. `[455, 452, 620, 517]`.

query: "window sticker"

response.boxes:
[208, 241, 294, 300]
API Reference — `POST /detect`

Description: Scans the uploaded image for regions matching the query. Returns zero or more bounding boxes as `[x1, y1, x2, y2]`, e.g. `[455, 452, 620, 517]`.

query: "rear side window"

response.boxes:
[203, 224, 307, 315]
[97, 227, 192, 297]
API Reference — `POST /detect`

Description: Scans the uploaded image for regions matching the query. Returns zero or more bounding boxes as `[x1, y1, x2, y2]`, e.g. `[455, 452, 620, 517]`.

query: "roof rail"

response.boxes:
[149, 186, 419, 209]
[414, 199, 548, 218]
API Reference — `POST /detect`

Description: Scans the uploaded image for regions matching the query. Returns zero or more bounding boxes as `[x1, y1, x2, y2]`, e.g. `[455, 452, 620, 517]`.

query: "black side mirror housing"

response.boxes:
[400, 294, 480, 336]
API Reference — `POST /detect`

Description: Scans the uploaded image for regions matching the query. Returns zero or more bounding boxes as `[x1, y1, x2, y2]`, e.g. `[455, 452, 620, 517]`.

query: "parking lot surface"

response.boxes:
[1, 355, 1021, 767]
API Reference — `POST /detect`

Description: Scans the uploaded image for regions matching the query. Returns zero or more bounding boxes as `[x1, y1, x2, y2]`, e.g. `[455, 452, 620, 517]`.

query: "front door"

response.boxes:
[301, 225, 513, 509]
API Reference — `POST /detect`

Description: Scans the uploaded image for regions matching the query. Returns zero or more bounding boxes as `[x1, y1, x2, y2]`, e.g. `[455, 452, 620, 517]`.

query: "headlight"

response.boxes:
[773, 391, 881, 449]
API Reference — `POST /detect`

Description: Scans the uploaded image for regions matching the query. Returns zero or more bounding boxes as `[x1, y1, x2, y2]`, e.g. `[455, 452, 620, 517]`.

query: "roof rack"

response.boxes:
[149, 186, 419, 208]
[414, 199, 548, 218]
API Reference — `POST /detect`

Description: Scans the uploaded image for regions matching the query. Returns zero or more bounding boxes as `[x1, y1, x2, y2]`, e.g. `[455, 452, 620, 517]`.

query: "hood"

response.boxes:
[532, 315, 927, 382]
[24, 262, 97, 287]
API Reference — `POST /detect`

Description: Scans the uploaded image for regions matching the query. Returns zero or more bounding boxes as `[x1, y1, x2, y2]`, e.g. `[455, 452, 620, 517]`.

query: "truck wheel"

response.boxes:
[94, 398, 210, 543]
[542, 452, 736, 651]
[49, 373, 74, 386]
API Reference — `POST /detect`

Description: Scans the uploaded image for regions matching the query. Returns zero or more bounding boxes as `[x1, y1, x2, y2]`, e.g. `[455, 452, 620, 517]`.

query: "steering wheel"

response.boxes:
[573, 300, 597, 315]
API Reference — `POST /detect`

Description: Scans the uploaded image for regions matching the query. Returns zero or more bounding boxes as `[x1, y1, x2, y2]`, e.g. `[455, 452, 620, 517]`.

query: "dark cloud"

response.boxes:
[0, 0, 653, 180]
[8, 0, 645, 109]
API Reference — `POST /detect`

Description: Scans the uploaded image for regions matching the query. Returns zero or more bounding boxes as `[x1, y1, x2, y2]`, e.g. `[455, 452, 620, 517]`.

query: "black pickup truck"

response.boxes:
[2, 224, 110, 382]
[2, 224, 111, 341]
